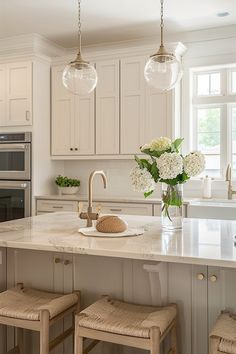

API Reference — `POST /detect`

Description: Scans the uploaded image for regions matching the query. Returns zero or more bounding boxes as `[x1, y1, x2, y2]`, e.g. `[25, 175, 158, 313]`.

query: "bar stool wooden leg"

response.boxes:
[40, 310, 50, 354]
[150, 327, 160, 354]
[16, 328, 24, 354]
[170, 321, 178, 354]
[75, 316, 83, 354]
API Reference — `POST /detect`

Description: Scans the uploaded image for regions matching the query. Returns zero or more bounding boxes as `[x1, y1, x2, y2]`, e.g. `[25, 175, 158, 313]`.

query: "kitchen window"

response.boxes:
[190, 66, 236, 178]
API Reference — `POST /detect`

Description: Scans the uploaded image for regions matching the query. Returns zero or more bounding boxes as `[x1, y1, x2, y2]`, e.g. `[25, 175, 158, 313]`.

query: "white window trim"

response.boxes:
[183, 64, 236, 180]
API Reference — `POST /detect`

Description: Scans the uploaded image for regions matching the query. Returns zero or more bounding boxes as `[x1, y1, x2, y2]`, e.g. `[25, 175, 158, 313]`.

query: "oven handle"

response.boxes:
[0, 182, 29, 189]
[0, 144, 28, 150]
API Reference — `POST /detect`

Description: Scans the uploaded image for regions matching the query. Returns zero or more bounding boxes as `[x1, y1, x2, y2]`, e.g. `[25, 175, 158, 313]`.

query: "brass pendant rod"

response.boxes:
[160, 0, 164, 47]
[78, 0, 82, 55]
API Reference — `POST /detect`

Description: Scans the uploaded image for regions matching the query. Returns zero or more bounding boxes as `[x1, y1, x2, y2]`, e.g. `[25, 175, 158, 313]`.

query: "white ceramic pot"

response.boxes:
[58, 186, 79, 195]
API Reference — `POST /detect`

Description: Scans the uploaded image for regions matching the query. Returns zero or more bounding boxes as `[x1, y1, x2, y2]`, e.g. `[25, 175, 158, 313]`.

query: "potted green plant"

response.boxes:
[55, 175, 80, 195]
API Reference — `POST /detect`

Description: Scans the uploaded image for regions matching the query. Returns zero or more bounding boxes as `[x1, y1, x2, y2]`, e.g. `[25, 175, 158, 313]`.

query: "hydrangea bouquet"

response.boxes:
[130, 137, 205, 229]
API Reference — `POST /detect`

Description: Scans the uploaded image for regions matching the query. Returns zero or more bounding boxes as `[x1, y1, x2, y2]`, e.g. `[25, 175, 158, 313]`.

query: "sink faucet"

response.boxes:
[226, 163, 236, 200]
[80, 170, 107, 227]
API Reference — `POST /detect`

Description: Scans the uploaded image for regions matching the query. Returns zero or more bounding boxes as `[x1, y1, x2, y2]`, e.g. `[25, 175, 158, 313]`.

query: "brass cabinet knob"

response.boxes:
[54, 257, 61, 264]
[70, 148, 73, 151]
[197, 273, 205, 281]
[64, 260, 70, 266]
[210, 275, 217, 282]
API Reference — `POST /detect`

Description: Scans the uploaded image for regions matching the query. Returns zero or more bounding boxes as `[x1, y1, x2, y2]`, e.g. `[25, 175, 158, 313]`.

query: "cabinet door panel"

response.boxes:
[208, 267, 236, 332]
[51, 66, 74, 155]
[0, 66, 6, 126]
[6, 62, 32, 126]
[145, 91, 168, 141]
[120, 57, 146, 154]
[75, 94, 94, 155]
[96, 60, 119, 154]
[192, 265, 208, 354]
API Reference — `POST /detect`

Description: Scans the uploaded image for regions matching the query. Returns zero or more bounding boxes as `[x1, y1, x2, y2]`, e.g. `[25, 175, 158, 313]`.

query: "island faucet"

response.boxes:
[80, 170, 107, 227]
[226, 163, 236, 200]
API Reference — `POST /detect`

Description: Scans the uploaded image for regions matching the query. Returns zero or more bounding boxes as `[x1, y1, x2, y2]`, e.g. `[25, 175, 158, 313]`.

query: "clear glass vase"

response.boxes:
[161, 184, 183, 230]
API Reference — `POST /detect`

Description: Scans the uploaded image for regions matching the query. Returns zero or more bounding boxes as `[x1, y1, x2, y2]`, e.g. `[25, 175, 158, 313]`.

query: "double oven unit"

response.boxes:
[0, 133, 31, 222]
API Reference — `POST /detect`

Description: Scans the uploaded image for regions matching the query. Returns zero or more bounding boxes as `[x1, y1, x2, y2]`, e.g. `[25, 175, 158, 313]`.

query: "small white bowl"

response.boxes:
[58, 186, 79, 195]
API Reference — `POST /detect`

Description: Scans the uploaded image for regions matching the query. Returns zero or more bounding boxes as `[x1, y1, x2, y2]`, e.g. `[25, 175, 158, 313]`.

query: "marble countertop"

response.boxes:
[0, 212, 236, 268]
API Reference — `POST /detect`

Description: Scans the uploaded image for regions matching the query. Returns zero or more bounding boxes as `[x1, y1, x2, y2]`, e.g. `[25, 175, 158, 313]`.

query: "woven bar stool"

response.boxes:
[0, 283, 80, 354]
[210, 312, 236, 354]
[75, 296, 178, 354]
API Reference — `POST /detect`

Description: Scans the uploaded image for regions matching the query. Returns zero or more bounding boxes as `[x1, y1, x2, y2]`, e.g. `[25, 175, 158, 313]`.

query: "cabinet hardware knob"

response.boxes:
[210, 275, 217, 282]
[70, 148, 73, 151]
[197, 273, 205, 281]
[64, 260, 70, 266]
[54, 257, 61, 264]
[75, 148, 78, 151]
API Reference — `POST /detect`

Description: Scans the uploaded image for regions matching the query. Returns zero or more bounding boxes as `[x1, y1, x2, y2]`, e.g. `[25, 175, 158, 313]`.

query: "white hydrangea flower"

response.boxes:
[156, 152, 183, 180]
[150, 137, 171, 152]
[183, 151, 205, 177]
[130, 166, 156, 193]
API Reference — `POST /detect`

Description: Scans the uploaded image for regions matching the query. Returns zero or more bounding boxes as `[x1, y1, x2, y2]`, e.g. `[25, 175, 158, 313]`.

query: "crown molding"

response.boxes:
[51, 41, 186, 65]
[0, 33, 66, 58]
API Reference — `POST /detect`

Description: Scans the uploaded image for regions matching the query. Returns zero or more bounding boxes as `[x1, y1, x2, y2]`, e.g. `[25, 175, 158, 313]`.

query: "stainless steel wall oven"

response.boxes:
[0, 133, 31, 222]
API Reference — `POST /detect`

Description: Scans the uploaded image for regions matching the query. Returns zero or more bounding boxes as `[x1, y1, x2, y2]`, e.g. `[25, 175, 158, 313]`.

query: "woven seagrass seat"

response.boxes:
[0, 286, 78, 321]
[75, 296, 178, 354]
[0, 283, 80, 354]
[210, 312, 236, 354]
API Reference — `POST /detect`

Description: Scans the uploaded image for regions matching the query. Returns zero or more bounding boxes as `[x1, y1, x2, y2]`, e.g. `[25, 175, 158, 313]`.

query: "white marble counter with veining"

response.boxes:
[0, 212, 236, 268]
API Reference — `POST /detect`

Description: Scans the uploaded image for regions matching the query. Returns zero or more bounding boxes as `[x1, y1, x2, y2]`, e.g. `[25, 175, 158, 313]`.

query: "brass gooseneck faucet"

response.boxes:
[226, 163, 236, 200]
[80, 170, 107, 227]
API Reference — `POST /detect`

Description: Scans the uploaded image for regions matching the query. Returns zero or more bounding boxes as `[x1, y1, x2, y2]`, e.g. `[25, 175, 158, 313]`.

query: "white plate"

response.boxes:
[78, 227, 144, 238]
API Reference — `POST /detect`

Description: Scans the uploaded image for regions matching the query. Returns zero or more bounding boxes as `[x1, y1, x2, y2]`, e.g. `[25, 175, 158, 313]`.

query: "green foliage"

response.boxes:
[55, 175, 80, 187]
[198, 109, 220, 148]
[171, 138, 184, 153]
[144, 190, 154, 198]
[160, 171, 190, 186]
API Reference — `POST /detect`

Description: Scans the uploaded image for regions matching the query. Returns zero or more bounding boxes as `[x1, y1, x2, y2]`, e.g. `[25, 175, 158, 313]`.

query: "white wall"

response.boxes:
[64, 159, 161, 199]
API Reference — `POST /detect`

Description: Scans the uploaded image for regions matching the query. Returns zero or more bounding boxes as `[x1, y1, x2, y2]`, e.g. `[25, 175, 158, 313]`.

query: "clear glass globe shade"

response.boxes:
[144, 54, 182, 91]
[62, 62, 98, 95]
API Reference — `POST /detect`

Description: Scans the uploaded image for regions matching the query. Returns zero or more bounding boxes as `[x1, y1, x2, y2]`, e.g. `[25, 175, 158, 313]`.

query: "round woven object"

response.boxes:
[96, 215, 127, 233]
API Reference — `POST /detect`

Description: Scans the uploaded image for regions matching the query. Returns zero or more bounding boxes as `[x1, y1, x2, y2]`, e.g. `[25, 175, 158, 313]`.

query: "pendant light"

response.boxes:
[62, 0, 97, 95]
[144, 0, 183, 91]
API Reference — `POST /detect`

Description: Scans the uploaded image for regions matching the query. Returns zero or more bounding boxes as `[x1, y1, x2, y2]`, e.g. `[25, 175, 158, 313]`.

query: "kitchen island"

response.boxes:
[0, 212, 236, 354]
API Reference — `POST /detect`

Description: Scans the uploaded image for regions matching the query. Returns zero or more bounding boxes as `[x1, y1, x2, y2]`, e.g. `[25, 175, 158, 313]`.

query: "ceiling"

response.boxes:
[0, 0, 235, 48]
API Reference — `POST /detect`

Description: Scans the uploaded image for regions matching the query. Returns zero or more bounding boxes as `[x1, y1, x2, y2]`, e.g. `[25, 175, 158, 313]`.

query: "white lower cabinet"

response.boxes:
[4, 248, 236, 354]
[93, 201, 153, 216]
[36, 199, 78, 214]
[36, 198, 153, 216]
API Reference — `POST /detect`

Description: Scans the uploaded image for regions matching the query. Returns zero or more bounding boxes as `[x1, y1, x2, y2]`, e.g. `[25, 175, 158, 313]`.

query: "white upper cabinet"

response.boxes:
[0, 61, 32, 126]
[51, 65, 74, 155]
[120, 57, 146, 154]
[51, 65, 94, 156]
[96, 60, 119, 154]
[51, 55, 173, 158]
[120, 56, 171, 155]
[145, 88, 170, 142]
[74, 93, 94, 155]
[0, 65, 6, 124]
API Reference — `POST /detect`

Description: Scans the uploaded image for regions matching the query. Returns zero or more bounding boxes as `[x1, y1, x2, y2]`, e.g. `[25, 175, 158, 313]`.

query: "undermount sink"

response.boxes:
[188, 198, 236, 220]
